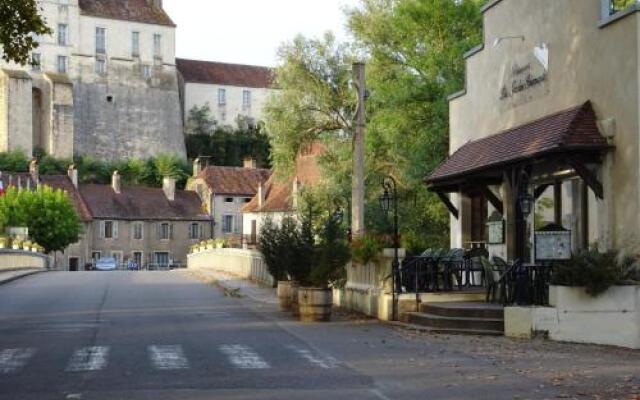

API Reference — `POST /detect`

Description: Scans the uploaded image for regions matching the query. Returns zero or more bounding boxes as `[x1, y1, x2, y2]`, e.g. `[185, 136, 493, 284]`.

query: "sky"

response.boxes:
[163, 0, 359, 67]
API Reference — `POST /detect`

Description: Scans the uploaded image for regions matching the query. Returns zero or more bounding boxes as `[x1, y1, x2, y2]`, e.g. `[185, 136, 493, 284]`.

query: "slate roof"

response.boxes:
[176, 58, 274, 88]
[427, 101, 609, 184]
[78, 0, 175, 26]
[197, 166, 271, 196]
[243, 143, 324, 213]
[79, 184, 209, 221]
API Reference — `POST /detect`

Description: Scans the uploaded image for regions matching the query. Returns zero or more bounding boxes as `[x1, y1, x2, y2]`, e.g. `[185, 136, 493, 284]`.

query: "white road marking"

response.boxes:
[286, 345, 339, 369]
[0, 348, 36, 373]
[66, 346, 109, 372]
[148, 345, 189, 370]
[219, 345, 270, 369]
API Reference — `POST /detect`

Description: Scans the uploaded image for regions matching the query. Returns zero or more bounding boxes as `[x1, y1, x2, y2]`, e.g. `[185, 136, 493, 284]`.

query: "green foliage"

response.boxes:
[0, 0, 52, 65]
[185, 104, 218, 136]
[265, 33, 356, 177]
[185, 131, 271, 168]
[312, 213, 351, 288]
[258, 218, 289, 283]
[0, 186, 81, 253]
[552, 250, 635, 297]
[612, 0, 636, 12]
[0, 150, 29, 172]
[351, 234, 383, 265]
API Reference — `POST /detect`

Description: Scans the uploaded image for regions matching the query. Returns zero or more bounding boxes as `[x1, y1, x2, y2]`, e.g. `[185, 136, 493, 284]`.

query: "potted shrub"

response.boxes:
[351, 234, 383, 266]
[206, 239, 215, 250]
[298, 213, 351, 322]
[12, 238, 21, 250]
[31, 242, 39, 252]
[0, 236, 7, 249]
[259, 218, 295, 310]
[22, 240, 32, 251]
[215, 238, 226, 249]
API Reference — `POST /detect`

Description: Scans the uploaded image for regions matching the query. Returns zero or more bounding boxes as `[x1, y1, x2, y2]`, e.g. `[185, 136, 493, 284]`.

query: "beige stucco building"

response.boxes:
[428, 0, 640, 261]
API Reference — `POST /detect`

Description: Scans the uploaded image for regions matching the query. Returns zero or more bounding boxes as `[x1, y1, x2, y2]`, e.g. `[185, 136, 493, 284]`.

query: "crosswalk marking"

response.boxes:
[148, 345, 189, 370]
[219, 344, 270, 369]
[286, 345, 338, 369]
[0, 348, 36, 373]
[66, 346, 109, 372]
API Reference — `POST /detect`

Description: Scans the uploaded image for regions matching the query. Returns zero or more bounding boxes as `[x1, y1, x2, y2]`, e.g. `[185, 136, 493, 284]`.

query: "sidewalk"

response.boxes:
[186, 268, 278, 305]
[0, 268, 46, 285]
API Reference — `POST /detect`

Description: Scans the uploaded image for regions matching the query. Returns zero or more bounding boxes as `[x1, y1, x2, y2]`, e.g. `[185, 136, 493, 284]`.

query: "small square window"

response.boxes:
[218, 88, 226, 106]
[244, 198, 252, 203]
[31, 53, 41, 71]
[57, 56, 67, 73]
[95, 59, 106, 74]
[225, 197, 234, 203]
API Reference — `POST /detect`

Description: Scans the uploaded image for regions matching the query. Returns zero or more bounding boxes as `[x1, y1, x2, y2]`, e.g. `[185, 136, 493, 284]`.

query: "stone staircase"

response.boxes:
[405, 302, 504, 336]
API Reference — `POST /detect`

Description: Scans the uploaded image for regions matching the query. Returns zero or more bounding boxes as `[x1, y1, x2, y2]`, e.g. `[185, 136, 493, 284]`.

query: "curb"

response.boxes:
[0, 269, 47, 286]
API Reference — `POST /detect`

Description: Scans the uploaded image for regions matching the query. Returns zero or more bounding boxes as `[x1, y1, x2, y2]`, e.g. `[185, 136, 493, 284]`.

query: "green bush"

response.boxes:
[552, 250, 634, 297]
[351, 234, 383, 265]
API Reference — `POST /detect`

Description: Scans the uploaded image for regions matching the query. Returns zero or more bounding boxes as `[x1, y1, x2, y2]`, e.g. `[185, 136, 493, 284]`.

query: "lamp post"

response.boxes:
[379, 176, 399, 321]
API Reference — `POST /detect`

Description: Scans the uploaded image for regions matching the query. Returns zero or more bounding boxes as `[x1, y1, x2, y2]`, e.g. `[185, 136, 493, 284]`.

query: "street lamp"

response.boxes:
[519, 192, 534, 217]
[379, 176, 399, 321]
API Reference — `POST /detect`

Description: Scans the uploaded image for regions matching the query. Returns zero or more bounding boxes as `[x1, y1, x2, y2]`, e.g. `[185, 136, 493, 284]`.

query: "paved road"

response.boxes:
[0, 272, 569, 399]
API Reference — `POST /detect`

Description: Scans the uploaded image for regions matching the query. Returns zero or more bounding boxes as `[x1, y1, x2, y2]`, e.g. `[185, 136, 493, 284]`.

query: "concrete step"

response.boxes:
[395, 322, 504, 336]
[419, 302, 504, 319]
[406, 312, 504, 333]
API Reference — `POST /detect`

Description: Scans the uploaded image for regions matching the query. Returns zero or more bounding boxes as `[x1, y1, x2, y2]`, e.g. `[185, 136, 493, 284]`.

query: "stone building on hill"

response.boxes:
[0, 0, 185, 160]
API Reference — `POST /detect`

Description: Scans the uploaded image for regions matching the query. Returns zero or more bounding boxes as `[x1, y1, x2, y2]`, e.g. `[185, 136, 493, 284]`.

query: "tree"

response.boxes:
[0, 186, 81, 254]
[0, 0, 51, 65]
[184, 104, 217, 136]
[264, 33, 356, 178]
[346, 0, 485, 250]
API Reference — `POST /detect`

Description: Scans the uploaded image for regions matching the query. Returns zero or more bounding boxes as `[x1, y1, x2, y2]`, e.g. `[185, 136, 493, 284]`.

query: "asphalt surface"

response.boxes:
[0, 271, 566, 400]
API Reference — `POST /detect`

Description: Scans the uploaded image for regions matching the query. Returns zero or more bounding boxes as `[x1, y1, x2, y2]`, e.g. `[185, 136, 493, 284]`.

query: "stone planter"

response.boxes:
[277, 281, 296, 311]
[547, 285, 640, 349]
[206, 244, 214, 250]
[12, 245, 19, 250]
[31, 247, 38, 253]
[298, 287, 332, 322]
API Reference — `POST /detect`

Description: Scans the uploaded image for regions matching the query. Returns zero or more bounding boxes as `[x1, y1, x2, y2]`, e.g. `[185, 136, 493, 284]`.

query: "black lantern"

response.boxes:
[519, 192, 534, 217]
[379, 188, 393, 214]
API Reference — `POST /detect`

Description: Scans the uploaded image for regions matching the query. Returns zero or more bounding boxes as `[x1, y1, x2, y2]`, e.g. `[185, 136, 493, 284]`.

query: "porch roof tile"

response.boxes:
[426, 101, 609, 185]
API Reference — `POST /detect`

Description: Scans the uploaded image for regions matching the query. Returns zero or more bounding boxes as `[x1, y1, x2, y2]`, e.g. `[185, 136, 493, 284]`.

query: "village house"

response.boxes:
[0, 0, 185, 160]
[188, 158, 271, 244]
[242, 143, 324, 244]
[426, 0, 640, 263]
[176, 58, 275, 130]
[1, 162, 211, 270]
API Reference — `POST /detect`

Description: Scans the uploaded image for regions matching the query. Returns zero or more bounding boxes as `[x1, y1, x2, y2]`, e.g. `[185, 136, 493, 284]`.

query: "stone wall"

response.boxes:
[0, 250, 48, 270]
[187, 248, 274, 287]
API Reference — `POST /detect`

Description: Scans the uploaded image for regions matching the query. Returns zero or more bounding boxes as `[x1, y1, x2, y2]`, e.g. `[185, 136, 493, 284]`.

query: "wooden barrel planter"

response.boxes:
[298, 287, 332, 322]
[277, 281, 294, 311]
[290, 282, 300, 317]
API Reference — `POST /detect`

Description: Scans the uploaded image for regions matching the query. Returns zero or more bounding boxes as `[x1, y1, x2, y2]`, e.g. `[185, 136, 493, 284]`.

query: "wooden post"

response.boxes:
[352, 62, 366, 238]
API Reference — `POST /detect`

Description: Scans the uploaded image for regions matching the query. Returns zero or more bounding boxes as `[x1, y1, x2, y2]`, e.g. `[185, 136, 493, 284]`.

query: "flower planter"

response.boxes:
[206, 245, 214, 250]
[277, 281, 297, 311]
[31, 247, 38, 253]
[22, 246, 30, 251]
[12, 245, 19, 250]
[297, 287, 332, 322]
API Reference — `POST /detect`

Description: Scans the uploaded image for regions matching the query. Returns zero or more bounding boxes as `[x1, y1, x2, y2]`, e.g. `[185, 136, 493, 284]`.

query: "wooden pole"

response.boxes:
[352, 62, 366, 239]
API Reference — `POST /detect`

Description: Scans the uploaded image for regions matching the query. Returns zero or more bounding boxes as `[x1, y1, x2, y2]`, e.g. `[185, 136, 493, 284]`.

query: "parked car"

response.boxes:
[95, 258, 117, 271]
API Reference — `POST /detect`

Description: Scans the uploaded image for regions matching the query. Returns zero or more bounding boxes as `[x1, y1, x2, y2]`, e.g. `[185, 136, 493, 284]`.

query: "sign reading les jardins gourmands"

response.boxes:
[499, 43, 550, 109]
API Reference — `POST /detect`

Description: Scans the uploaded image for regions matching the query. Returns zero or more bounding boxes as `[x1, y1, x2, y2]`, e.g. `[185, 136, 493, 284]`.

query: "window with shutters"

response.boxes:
[102, 220, 118, 239]
[57, 24, 68, 46]
[153, 34, 162, 59]
[159, 222, 171, 240]
[131, 31, 140, 57]
[133, 222, 143, 240]
[189, 223, 200, 240]
[222, 215, 233, 234]
[95, 27, 106, 54]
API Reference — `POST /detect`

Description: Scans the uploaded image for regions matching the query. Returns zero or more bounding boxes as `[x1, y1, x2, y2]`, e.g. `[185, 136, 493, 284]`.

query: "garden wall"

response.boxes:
[0, 249, 49, 270]
[187, 248, 274, 287]
[505, 285, 640, 349]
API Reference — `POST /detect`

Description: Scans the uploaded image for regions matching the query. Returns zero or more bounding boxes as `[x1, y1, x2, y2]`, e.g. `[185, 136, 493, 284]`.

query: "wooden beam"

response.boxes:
[480, 186, 503, 215]
[568, 160, 604, 199]
[554, 181, 562, 225]
[534, 184, 551, 200]
[436, 191, 459, 220]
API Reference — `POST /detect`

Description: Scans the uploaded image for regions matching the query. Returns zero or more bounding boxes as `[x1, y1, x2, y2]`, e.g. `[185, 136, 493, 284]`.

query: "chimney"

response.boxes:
[243, 157, 256, 169]
[163, 177, 176, 201]
[29, 158, 39, 184]
[67, 164, 78, 189]
[292, 178, 300, 210]
[258, 182, 265, 208]
[112, 170, 121, 194]
[193, 157, 202, 177]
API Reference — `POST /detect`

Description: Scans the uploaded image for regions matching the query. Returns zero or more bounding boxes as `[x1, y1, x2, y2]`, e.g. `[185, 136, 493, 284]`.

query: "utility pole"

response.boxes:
[352, 62, 366, 239]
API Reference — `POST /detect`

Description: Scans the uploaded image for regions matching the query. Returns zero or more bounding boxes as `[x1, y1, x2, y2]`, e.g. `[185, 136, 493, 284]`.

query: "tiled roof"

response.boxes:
[243, 143, 325, 213]
[427, 101, 609, 184]
[39, 176, 93, 222]
[79, 184, 209, 221]
[197, 166, 271, 196]
[176, 58, 274, 88]
[78, 0, 175, 26]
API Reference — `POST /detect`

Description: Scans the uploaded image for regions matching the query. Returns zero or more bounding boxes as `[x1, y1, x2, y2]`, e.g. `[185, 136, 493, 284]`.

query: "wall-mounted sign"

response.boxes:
[499, 43, 550, 109]
[535, 229, 571, 261]
[486, 211, 504, 245]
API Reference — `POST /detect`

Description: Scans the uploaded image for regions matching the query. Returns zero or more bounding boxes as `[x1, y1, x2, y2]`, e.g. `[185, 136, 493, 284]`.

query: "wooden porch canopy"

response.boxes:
[425, 101, 612, 218]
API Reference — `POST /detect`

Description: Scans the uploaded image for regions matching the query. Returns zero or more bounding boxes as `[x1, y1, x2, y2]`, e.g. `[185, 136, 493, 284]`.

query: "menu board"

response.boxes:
[535, 231, 571, 261]
[487, 220, 505, 245]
